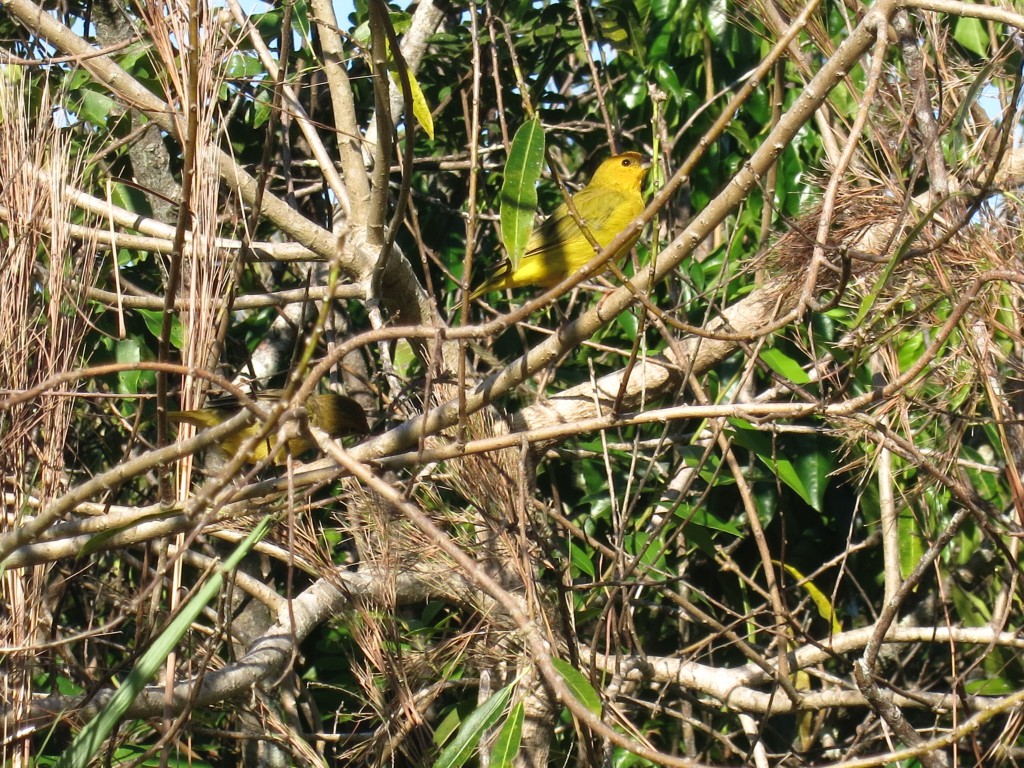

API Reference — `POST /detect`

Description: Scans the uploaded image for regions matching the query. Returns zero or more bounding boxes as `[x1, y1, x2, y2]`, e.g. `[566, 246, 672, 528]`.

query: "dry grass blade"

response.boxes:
[0, 68, 99, 758]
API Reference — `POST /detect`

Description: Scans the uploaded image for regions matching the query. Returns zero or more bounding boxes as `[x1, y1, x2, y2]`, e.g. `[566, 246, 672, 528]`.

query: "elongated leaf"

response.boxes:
[115, 337, 142, 394]
[110, 181, 152, 216]
[793, 444, 832, 513]
[898, 508, 924, 581]
[432, 684, 514, 768]
[433, 706, 462, 749]
[291, 0, 311, 45]
[56, 517, 273, 768]
[728, 420, 817, 511]
[675, 505, 742, 537]
[136, 308, 184, 350]
[500, 119, 545, 266]
[772, 456, 812, 508]
[759, 347, 811, 384]
[954, 16, 988, 58]
[780, 562, 841, 635]
[488, 702, 524, 768]
[569, 541, 596, 578]
[74, 88, 118, 126]
[551, 657, 602, 716]
[389, 67, 434, 140]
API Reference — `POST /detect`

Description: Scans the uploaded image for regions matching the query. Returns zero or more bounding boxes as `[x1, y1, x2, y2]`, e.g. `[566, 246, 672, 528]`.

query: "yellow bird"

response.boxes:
[470, 151, 651, 300]
[168, 391, 369, 464]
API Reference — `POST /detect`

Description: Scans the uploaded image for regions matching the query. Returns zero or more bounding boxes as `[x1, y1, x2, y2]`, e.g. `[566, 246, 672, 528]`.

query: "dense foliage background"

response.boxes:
[2, 0, 1024, 765]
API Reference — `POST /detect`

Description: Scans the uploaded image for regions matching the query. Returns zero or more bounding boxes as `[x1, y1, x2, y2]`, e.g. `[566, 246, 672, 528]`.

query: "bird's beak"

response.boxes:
[641, 156, 653, 171]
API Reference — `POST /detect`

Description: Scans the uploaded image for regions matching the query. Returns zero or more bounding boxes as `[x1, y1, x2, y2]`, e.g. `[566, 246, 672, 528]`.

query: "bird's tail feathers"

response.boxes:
[468, 259, 513, 301]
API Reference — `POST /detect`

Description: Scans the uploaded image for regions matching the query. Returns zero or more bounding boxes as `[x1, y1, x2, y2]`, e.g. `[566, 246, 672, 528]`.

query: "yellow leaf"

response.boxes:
[780, 562, 842, 636]
[389, 66, 434, 141]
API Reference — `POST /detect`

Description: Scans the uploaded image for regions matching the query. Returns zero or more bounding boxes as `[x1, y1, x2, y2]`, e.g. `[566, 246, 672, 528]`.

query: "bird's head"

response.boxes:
[588, 151, 652, 192]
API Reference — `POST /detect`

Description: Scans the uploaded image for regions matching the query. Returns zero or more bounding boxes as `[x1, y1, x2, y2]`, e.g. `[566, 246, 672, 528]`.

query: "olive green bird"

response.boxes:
[470, 151, 651, 300]
[168, 391, 369, 464]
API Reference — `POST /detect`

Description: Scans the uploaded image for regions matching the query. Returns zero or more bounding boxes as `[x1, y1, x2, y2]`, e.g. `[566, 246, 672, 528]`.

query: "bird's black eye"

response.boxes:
[622, 158, 632, 167]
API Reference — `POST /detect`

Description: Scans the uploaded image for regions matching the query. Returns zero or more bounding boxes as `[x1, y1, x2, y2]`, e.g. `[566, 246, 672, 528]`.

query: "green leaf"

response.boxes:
[551, 657, 602, 716]
[594, 5, 631, 49]
[434, 706, 463, 749]
[75, 89, 119, 126]
[432, 685, 513, 768]
[116, 43, 155, 77]
[960, 445, 1002, 501]
[898, 508, 924, 581]
[65, 69, 91, 90]
[793, 444, 832, 513]
[252, 89, 273, 129]
[774, 458, 812, 508]
[964, 677, 1012, 696]
[569, 541, 595, 579]
[896, 331, 925, 372]
[500, 119, 546, 267]
[115, 337, 143, 394]
[56, 517, 273, 768]
[111, 181, 152, 217]
[954, 17, 988, 57]
[728, 421, 816, 510]
[759, 347, 811, 384]
[116, 247, 140, 268]
[675, 506, 742, 537]
[392, 338, 417, 379]
[56, 676, 84, 697]
[624, 531, 667, 570]
[390, 12, 412, 34]
[135, 308, 184, 350]
[224, 52, 263, 79]
[654, 60, 683, 101]
[291, 0, 311, 46]
[488, 702, 524, 768]
[616, 310, 639, 337]
[352, 19, 371, 46]
[353, 12, 409, 48]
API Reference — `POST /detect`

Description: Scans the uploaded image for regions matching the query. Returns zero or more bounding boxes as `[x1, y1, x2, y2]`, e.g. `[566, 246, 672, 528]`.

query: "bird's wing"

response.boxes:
[468, 257, 514, 299]
[524, 187, 627, 256]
